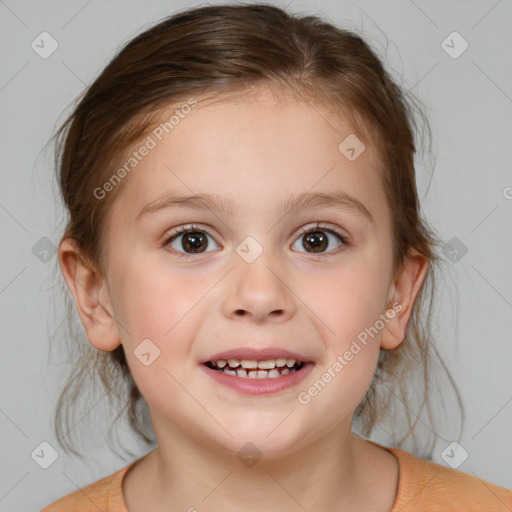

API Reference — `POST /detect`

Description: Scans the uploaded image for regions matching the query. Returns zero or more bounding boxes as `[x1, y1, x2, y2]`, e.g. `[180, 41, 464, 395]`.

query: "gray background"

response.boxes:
[1, 0, 511, 510]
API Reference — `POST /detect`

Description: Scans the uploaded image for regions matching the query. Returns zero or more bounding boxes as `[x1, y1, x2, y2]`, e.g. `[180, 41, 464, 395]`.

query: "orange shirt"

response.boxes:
[40, 441, 512, 511]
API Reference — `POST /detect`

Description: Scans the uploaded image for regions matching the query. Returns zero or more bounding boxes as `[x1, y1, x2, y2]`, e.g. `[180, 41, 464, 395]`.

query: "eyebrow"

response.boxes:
[136, 190, 375, 224]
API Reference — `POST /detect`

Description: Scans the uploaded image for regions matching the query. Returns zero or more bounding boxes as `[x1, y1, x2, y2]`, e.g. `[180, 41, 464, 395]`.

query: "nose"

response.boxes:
[222, 248, 296, 324]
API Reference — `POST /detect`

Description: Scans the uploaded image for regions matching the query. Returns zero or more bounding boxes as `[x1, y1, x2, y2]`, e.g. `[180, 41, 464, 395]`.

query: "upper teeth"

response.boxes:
[213, 358, 297, 369]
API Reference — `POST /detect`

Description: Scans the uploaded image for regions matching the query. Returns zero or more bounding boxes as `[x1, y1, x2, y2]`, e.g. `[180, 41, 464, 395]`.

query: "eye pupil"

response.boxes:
[303, 231, 327, 252]
[183, 232, 207, 252]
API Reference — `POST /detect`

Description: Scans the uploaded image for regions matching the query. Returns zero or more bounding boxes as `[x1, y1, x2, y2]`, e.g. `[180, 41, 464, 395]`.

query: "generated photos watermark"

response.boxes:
[297, 301, 403, 405]
[93, 97, 198, 200]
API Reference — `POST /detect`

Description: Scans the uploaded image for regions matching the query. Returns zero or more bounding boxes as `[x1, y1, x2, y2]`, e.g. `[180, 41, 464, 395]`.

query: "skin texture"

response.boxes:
[59, 86, 428, 511]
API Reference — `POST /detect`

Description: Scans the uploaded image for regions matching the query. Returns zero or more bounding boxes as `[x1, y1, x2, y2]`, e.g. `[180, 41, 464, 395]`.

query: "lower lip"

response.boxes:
[199, 362, 315, 395]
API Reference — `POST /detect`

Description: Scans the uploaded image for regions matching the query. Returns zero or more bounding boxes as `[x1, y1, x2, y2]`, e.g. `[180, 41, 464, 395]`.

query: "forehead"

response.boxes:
[106, 86, 389, 231]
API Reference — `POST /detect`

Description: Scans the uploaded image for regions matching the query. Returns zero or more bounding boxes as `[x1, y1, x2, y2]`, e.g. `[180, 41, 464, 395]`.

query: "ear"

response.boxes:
[380, 251, 429, 350]
[58, 238, 121, 351]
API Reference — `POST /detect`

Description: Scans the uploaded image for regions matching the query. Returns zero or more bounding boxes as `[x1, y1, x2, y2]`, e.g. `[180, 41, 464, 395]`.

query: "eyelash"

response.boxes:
[162, 222, 350, 258]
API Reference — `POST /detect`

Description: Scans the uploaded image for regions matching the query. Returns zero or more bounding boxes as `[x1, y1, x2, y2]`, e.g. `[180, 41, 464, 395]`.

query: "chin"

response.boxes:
[210, 422, 308, 463]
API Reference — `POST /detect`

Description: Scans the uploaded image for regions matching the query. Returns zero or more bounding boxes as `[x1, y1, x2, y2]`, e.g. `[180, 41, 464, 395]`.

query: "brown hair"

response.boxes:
[51, 3, 463, 461]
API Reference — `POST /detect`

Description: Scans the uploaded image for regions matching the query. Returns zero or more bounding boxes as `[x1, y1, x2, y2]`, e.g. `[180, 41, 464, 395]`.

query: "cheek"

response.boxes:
[307, 257, 390, 346]
[111, 267, 204, 409]
[296, 265, 387, 426]
[110, 260, 210, 341]
[110, 261, 217, 378]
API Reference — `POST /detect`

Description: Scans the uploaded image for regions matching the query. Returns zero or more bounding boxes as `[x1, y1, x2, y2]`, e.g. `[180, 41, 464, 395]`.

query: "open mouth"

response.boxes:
[203, 358, 306, 379]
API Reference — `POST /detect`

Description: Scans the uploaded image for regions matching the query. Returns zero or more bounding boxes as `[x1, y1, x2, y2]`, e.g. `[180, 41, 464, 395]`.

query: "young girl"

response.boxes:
[41, 4, 511, 511]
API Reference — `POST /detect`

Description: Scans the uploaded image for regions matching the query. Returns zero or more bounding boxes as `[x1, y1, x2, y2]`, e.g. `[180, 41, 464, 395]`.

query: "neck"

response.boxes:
[142, 419, 373, 512]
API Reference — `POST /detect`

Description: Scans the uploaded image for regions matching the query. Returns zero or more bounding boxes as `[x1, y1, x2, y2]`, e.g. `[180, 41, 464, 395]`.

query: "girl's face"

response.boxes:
[84, 87, 422, 459]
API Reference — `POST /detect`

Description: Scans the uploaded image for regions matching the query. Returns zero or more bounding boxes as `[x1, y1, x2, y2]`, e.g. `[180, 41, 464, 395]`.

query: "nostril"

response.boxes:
[234, 309, 284, 317]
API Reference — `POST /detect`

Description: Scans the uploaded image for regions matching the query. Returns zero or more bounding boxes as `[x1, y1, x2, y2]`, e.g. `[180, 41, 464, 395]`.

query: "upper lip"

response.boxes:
[201, 347, 313, 364]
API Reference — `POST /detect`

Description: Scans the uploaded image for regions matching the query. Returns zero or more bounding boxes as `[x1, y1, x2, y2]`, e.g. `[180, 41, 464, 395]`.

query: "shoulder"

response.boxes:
[39, 461, 134, 512]
[385, 443, 512, 511]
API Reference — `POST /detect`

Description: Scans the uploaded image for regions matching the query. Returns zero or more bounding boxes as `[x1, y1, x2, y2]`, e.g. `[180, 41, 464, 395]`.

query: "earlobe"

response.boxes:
[58, 238, 121, 351]
[380, 252, 429, 350]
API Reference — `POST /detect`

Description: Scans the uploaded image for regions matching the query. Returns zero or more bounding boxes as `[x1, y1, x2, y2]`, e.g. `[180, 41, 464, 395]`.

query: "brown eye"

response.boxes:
[166, 228, 220, 255]
[291, 226, 346, 254]
[181, 231, 208, 253]
[302, 230, 328, 253]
